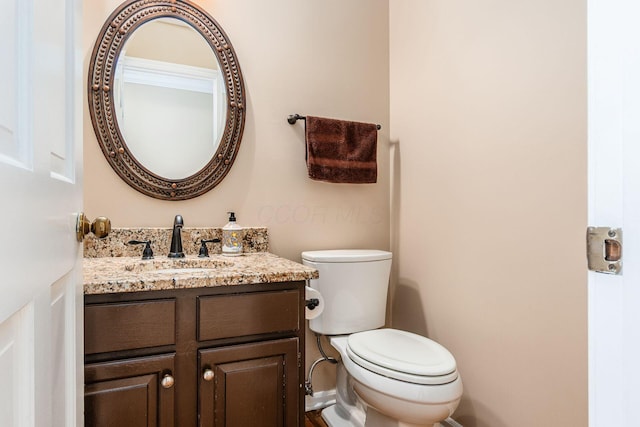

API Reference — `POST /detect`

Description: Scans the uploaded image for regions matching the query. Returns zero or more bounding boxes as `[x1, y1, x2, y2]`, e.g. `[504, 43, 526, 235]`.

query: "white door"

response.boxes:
[0, 0, 83, 426]
[588, 0, 640, 425]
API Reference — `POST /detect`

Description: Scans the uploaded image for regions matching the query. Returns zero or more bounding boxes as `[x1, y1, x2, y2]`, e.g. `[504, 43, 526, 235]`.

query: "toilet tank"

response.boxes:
[301, 250, 392, 335]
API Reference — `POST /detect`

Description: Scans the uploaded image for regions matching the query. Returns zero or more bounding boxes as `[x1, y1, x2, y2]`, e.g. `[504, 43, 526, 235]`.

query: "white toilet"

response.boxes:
[302, 250, 463, 427]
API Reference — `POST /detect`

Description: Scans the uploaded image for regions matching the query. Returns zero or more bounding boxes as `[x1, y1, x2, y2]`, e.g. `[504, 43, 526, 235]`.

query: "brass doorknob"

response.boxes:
[203, 369, 214, 381]
[161, 374, 175, 389]
[76, 213, 111, 242]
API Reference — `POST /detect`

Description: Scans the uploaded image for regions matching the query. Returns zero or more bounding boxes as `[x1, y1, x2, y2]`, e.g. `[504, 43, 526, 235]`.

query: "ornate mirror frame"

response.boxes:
[88, 0, 245, 200]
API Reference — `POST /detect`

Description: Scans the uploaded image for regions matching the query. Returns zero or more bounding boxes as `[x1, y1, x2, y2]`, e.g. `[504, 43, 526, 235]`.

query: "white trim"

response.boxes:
[588, 0, 640, 425]
[439, 418, 464, 427]
[119, 56, 218, 94]
[305, 389, 336, 412]
[17, 302, 35, 427]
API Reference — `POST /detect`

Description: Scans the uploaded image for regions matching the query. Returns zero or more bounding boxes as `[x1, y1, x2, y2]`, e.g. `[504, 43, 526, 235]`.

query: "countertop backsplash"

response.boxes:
[84, 227, 269, 258]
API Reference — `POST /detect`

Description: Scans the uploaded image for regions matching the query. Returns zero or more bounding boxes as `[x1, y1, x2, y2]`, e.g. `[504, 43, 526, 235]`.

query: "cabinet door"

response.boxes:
[199, 338, 299, 427]
[85, 354, 175, 427]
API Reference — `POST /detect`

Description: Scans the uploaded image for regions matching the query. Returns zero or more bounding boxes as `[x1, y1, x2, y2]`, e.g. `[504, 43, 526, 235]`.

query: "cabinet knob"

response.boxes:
[161, 374, 175, 389]
[203, 369, 214, 381]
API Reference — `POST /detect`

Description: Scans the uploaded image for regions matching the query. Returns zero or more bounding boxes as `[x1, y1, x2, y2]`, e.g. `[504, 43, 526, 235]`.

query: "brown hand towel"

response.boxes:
[305, 116, 378, 183]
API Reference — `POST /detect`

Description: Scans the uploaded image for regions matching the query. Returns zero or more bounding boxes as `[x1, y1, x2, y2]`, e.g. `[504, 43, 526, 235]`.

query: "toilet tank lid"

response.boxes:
[301, 249, 392, 263]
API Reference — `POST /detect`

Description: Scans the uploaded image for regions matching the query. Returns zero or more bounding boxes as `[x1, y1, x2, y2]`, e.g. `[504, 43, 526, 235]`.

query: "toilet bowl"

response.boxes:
[302, 250, 463, 427]
[328, 332, 462, 427]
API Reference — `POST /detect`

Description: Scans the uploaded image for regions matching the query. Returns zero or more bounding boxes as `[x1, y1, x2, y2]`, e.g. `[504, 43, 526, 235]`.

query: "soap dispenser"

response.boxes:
[222, 212, 243, 256]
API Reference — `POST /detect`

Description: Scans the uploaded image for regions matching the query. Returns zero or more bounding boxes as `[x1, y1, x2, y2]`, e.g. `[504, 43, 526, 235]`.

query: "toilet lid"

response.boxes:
[347, 329, 458, 385]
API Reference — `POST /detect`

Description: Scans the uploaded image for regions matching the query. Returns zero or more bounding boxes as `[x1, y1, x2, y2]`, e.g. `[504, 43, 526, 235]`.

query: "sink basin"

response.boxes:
[123, 258, 235, 274]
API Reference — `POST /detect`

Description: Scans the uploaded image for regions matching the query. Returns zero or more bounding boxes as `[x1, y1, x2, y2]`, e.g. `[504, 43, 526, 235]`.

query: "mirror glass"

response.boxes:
[88, 0, 246, 200]
[113, 18, 226, 180]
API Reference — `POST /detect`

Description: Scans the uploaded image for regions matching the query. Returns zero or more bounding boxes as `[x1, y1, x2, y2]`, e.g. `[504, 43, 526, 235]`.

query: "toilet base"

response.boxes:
[321, 363, 366, 427]
[322, 404, 364, 427]
[322, 403, 457, 427]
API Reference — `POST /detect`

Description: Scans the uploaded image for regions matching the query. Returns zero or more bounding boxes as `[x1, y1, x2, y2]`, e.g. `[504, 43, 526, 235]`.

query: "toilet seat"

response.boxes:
[347, 329, 458, 385]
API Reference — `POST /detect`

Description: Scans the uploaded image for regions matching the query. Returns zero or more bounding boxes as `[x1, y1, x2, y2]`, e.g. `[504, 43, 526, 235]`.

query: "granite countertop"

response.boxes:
[83, 252, 319, 295]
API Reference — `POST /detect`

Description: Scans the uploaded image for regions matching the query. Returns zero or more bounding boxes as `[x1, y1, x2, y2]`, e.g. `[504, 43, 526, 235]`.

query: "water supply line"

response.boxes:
[305, 333, 338, 396]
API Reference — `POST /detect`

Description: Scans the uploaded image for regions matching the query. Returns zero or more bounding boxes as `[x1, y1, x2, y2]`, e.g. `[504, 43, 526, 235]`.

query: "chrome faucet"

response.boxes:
[168, 215, 185, 258]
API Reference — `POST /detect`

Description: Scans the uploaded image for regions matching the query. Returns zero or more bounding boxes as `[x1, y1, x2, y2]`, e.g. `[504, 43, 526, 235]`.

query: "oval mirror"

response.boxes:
[88, 0, 245, 200]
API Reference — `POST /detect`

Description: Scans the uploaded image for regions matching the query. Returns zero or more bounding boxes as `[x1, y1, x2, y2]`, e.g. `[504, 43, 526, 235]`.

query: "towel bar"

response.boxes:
[287, 114, 381, 130]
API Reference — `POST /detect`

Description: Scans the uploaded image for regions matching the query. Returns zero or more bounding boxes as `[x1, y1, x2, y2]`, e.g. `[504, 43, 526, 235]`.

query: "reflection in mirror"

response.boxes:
[114, 18, 226, 180]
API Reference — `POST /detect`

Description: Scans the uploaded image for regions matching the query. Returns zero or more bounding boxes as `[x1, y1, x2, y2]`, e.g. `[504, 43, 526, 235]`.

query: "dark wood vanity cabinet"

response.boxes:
[84, 282, 305, 427]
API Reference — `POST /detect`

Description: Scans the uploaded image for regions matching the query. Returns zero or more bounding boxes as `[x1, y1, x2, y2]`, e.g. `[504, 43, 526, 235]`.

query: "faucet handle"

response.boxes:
[198, 239, 221, 258]
[128, 240, 154, 260]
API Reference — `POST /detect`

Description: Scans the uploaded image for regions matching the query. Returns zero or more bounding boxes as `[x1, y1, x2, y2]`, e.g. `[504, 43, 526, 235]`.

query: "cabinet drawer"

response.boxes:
[85, 300, 176, 355]
[198, 290, 299, 341]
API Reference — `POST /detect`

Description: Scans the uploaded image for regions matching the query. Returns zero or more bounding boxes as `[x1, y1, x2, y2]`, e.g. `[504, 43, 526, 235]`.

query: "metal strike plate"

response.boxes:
[587, 227, 622, 274]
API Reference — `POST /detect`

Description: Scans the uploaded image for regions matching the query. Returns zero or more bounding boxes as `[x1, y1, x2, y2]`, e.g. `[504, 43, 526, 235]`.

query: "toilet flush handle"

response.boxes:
[306, 298, 320, 310]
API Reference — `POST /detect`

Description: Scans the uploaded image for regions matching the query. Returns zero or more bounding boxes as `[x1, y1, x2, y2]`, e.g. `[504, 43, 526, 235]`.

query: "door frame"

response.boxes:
[587, 0, 640, 424]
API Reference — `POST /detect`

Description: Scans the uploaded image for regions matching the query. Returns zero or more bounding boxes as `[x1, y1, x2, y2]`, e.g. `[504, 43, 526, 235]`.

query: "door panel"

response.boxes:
[85, 354, 176, 427]
[86, 375, 159, 426]
[219, 356, 284, 427]
[0, 0, 29, 164]
[1, 0, 83, 320]
[0, 304, 35, 427]
[0, 0, 83, 425]
[199, 338, 299, 427]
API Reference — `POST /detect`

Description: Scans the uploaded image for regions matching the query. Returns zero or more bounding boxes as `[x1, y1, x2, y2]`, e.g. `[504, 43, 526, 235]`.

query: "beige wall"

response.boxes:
[85, 0, 589, 423]
[389, 1, 587, 426]
[84, 0, 389, 393]
[84, 0, 390, 261]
